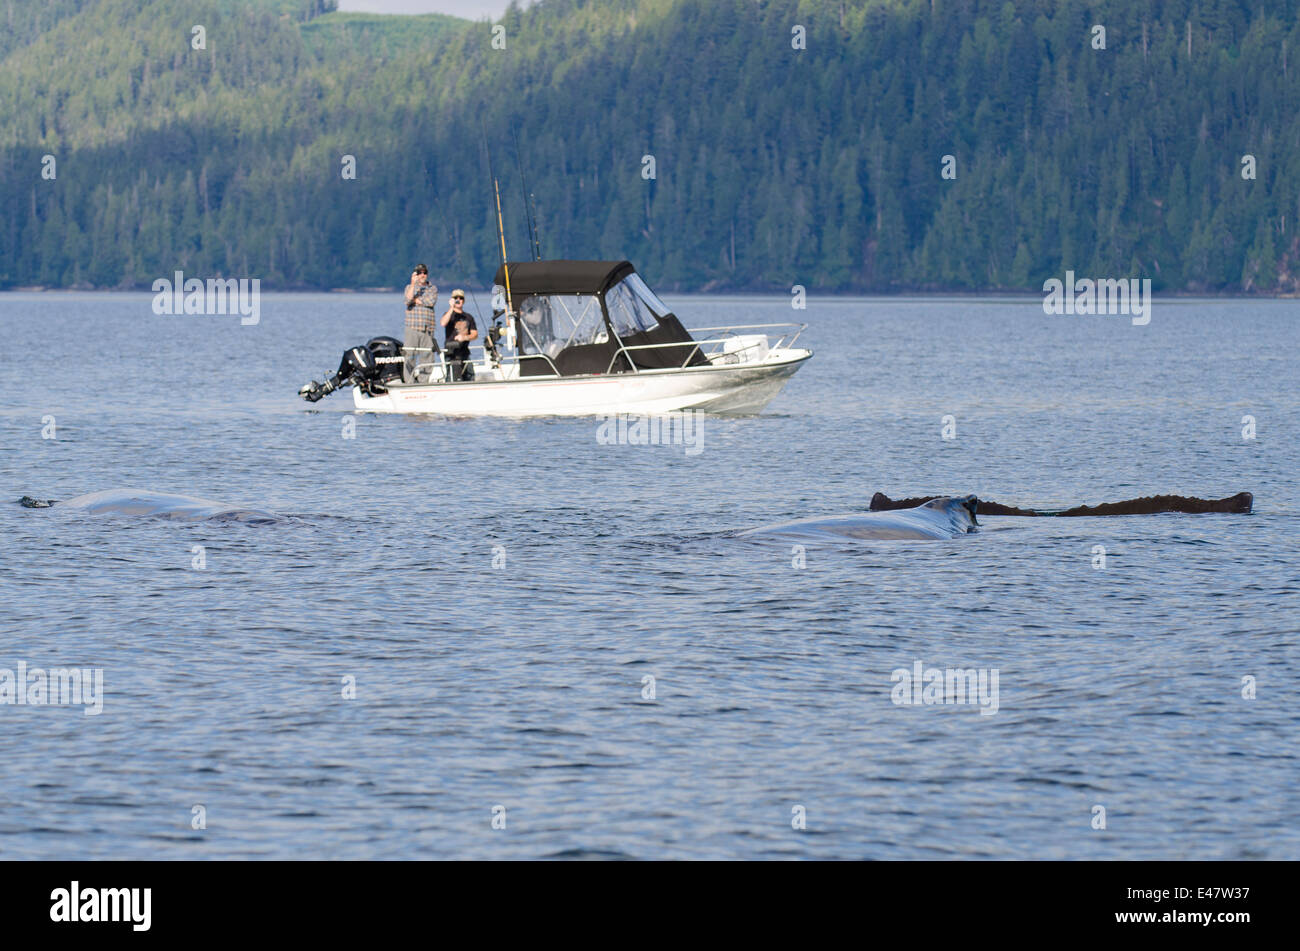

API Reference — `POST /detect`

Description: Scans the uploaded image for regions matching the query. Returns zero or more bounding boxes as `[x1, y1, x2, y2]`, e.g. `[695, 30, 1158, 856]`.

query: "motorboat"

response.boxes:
[299, 259, 812, 416]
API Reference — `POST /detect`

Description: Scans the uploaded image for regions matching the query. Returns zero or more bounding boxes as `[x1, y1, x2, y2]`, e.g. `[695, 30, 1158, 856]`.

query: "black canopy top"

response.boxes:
[488, 258, 707, 377]
[492, 260, 634, 296]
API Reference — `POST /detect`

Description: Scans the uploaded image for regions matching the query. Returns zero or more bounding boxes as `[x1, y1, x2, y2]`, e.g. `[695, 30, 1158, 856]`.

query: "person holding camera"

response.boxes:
[403, 264, 438, 383]
[440, 289, 479, 381]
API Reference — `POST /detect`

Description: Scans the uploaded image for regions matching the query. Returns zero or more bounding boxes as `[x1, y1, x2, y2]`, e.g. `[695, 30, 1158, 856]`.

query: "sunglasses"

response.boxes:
[452, 297, 465, 302]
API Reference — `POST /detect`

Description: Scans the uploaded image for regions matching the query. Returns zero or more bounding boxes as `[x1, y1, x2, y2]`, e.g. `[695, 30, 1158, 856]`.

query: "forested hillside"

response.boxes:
[1, 0, 1298, 293]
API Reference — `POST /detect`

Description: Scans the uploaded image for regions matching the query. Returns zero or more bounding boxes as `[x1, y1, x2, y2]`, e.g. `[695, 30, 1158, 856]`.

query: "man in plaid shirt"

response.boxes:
[403, 263, 438, 382]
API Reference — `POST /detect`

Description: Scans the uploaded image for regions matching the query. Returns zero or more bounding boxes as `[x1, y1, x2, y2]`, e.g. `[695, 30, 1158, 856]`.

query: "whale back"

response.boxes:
[740, 495, 979, 541]
[46, 490, 282, 524]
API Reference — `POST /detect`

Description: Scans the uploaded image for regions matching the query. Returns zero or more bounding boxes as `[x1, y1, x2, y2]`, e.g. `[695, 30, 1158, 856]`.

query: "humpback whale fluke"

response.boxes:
[869, 492, 1253, 517]
[18, 490, 283, 523]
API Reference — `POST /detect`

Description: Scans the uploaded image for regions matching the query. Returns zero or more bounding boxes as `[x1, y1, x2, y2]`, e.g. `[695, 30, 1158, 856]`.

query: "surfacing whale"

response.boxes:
[19, 490, 282, 524]
[740, 495, 979, 541]
[868, 492, 1253, 516]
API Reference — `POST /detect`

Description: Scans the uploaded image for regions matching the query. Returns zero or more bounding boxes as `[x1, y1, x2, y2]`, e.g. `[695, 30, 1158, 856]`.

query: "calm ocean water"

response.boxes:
[0, 291, 1296, 860]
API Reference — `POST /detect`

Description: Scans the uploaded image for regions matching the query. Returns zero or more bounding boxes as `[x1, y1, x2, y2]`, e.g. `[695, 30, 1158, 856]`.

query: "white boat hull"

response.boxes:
[350, 348, 811, 417]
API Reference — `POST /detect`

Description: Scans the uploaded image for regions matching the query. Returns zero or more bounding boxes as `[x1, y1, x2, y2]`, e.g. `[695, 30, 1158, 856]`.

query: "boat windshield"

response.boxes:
[516, 293, 607, 360]
[605, 273, 670, 337]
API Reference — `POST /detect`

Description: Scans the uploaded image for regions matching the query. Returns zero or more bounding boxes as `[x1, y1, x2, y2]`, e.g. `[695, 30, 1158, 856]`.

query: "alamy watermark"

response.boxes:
[1, 661, 104, 716]
[151, 270, 260, 325]
[1042, 270, 1151, 325]
[50, 882, 150, 931]
[596, 411, 704, 456]
[890, 661, 999, 716]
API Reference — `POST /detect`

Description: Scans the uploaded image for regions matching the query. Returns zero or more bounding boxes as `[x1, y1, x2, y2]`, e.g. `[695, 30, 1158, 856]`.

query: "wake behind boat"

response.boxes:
[299, 259, 812, 416]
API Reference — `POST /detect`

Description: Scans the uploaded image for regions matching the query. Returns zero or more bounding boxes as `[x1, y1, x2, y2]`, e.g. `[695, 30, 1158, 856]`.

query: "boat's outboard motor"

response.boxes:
[365, 336, 406, 384]
[299, 336, 405, 402]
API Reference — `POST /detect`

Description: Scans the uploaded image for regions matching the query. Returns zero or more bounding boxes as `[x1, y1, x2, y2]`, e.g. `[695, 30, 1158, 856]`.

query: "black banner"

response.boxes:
[0, 860, 1279, 939]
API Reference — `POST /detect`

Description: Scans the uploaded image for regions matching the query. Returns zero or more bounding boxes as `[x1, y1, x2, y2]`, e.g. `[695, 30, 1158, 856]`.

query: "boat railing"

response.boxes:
[410, 344, 562, 382]
[685, 322, 807, 350]
[407, 322, 805, 382]
[602, 322, 808, 375]
[512, 352, 563, 377]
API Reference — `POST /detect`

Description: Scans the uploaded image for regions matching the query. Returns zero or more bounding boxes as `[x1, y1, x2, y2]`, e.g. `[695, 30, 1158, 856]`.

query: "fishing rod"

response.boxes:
[492, 176, 513, 317]
[480, 123, 514, 368]
[512, 127, 541, 261]
[527, 188, 542, 259]
[481, 123, 515, 328]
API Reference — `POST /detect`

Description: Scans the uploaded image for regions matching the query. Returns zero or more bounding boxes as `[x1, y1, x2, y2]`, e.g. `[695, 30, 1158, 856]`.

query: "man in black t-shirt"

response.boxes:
[440, 289, 478, 381]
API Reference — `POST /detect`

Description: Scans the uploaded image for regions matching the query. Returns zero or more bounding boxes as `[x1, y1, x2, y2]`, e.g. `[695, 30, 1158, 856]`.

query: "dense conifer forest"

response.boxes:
[1, 0, 1296, 292]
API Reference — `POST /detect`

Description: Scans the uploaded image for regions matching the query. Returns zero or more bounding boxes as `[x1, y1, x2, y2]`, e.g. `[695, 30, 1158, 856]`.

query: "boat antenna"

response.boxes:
[512, 128, 541, 261]
[425, 160, 499, 367]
